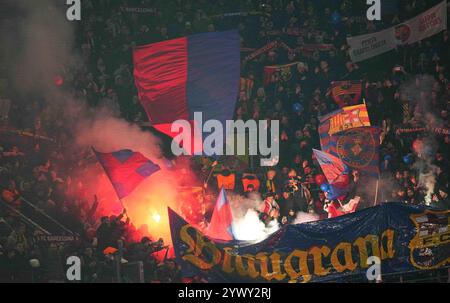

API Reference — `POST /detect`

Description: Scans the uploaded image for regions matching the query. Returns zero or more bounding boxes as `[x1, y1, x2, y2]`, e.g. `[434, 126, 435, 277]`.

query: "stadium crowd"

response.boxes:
[1, 0, 449, 282]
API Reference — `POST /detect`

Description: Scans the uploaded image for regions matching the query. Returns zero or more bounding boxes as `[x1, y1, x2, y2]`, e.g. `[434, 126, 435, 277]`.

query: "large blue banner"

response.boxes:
[169, 203, 449, 282]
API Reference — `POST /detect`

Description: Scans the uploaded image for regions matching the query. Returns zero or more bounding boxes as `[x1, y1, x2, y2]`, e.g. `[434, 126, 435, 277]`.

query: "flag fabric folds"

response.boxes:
[320, 127, 381, 177]
[327, 197, 361, 218]
[313, 149, 349, 185]
[319, 103, 371, 149]
[330, 80, 362, 107]
[207, 188, 234, 241]
[133, 30, 240, 145]
[93, 149, 161, 199]
[313, 149, 350, 199]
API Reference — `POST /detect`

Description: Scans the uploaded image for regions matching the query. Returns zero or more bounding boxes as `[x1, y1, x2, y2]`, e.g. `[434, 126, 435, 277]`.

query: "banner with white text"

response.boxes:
[347, 1, 447, 62]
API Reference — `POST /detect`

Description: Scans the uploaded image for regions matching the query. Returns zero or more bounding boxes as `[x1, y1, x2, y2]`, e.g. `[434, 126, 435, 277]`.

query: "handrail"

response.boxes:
[0, 199, 51, 235]
[18, 196, 77, 235]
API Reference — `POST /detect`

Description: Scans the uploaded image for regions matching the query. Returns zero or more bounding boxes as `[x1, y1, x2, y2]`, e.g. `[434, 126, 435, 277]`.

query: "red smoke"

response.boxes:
[70, 155, 204, 257]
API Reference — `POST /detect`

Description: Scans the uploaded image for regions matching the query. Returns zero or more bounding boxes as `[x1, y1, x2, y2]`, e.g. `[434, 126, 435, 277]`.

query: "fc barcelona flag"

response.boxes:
[313, 149, 350, 199]
[264, 62, 298, 85]
[93, 149, 161, 199]
[313, 149, 349, 185]
[319, 103, 371, 149]
[320, 127, 381, 177]
[330, 80, 362, 107]
[133, 30, 240, 152]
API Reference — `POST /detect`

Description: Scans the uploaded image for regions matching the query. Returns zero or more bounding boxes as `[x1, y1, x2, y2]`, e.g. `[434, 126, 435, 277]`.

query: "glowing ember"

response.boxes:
[152, 212, 161, 223]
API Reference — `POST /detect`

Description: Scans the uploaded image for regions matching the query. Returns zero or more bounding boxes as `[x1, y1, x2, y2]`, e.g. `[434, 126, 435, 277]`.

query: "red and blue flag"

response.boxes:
[313, 149, 350, 199]
[313, 149, 349, 183]
[318, 103, 371, 151]
[319, 126, 381, 177]
[133, 31, 240, 154]
[207, 187, 234, 241]
[93, 149, 161, 199]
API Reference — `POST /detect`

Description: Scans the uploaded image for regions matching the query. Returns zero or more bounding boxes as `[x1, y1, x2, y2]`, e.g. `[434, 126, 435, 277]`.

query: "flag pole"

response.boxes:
[373, 178, 379, 207]
[373, 128, 382, 207]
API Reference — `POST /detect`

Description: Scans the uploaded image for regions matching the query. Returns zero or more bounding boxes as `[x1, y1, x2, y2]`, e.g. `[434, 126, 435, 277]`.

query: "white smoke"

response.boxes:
[414, 160, 440, 205]
[75, 111, 163, 161]
[419, 172, 437, 205]
[399, 75, 443, 205]
[293, 211, 319, 224]
[232, 209, 279, 242]
[226, 191, 279, 242]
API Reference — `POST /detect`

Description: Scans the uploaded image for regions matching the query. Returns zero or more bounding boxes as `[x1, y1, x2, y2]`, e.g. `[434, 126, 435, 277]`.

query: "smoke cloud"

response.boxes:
[232, 209, 280, 242]
[293, 211, 319, 224]
[399, 75, 443, 204]
[0, 0, 188, 246]
[224, 191, 280, 242]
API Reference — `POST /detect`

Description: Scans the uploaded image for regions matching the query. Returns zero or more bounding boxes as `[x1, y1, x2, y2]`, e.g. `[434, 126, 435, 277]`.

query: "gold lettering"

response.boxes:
[180, 225, 398, 281]
[180, 225, 222, 270]
[330, 242, 357, 272]
[179, 224, 197, 253]
[222, 247, 234, 274]
[380, 229, 395, 259]
[235, 254, 260, 279]
[256, 252, 286, 281]
[284, 249, 311, 283]
[353, 234, 381, 268]
[309, 246, 331, 276]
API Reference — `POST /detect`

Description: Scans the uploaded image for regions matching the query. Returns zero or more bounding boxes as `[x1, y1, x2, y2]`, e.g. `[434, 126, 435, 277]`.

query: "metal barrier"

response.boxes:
[0, 198, 51, 235]
[19, 196, 76, 235]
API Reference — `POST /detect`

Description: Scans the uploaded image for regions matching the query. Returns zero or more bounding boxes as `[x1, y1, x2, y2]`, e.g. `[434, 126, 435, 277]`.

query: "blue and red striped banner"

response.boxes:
[133, 31, 240, 150]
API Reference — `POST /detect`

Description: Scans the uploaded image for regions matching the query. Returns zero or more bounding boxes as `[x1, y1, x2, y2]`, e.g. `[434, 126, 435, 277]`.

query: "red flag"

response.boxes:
[207, 188, 234, 241]
[326, 197, 360, 218]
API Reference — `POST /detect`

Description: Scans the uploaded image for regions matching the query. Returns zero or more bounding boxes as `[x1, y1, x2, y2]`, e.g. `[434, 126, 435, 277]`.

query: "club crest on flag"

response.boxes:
[330, 80, 362, 107]
[336, 128, 377, 169]
[330, 109, 364, 135]
[320, 103, 371, 138]
[264, 62, 298, 85]
[342, 109, 362, 125]
[408, 209, 450, 270]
